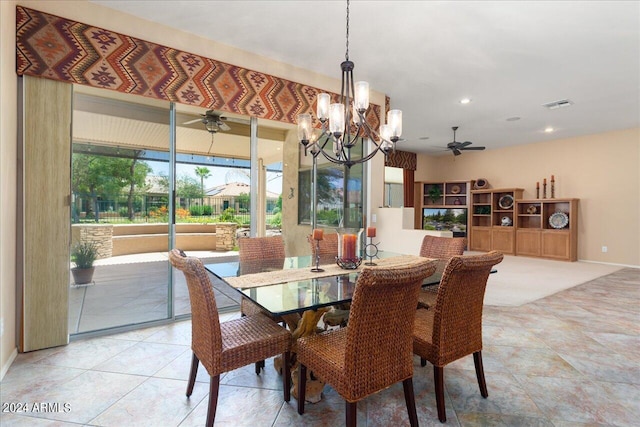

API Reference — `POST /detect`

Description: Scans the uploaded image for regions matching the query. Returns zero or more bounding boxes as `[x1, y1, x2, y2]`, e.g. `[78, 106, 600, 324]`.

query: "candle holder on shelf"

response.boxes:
[551, 175, 555, 198]
[543, 180, 547, 199]
[336, 228, 363, 270]
[311, 228, 324, 272]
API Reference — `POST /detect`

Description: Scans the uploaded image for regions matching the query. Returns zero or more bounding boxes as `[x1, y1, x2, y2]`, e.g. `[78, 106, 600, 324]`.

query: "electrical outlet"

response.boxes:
[602, 246, 608, 253]
[371, 214, 377, 223]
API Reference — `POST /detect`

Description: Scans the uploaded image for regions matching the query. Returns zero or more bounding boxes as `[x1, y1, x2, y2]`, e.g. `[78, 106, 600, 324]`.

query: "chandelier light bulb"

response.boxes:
[297, 113, 313, 143]
[387, 109, 403, 138]
[354, 81, 369, 111]
[329, 103, 345, 135]
[317, 93, 330, 120]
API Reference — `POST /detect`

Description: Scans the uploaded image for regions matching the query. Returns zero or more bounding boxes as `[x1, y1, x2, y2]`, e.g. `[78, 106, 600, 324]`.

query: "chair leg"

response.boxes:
[420, 357, 427, 367]
[186, 352, 199, 397]
[297, 363, 307, 415]
[473, 351, 488, 398]
[255, 359, 265, 375]
[283, 351, 291, 402]
[402, 378, 419, 427]
[434, 365, 446, 423]
[206, 374, 220, 427]
[345, 401, 357, 427]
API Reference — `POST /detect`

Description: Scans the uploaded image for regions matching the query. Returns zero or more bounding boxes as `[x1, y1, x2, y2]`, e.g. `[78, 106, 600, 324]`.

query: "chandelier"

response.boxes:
[297, 0, 402, 168]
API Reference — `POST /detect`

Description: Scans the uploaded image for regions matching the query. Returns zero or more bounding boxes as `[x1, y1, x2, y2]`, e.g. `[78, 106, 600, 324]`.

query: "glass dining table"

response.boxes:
[205, 251, 447, 317]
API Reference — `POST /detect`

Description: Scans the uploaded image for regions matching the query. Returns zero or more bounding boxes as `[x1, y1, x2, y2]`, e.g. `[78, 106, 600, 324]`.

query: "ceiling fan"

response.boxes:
[447, 126, 485, 156]
[183, 110, 231, 134]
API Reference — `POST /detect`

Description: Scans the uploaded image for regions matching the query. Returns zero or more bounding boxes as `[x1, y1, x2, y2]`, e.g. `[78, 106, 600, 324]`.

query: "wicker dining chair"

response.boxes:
[417, 235, 466, 309]
[238, 235, 286, 318]
[307, 232, 339, 258]
[413, 250, 503, 423]
[297, 258, 437, 427]
[168, 249, 292, 427]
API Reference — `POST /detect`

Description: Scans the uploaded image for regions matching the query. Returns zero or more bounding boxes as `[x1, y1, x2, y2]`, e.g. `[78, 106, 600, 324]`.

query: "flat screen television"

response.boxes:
[422, 208, 468, 238]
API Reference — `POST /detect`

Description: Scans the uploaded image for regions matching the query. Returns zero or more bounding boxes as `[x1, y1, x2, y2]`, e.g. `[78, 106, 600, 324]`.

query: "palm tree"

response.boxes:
[194, 166, 211, 206]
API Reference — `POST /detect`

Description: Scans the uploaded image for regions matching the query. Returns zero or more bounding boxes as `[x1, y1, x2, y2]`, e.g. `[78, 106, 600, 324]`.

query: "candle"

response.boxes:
[543, 178, 547, 184]
[551, 175, 555, 181]
[343, 234, 356, 260]
[366, 227, 376, 238]
[312, 228, 324, 241]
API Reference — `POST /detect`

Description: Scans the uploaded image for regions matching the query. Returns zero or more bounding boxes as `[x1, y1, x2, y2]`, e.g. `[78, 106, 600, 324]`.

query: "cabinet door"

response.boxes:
[492, 228, 515, 254]
[470, 227, 492, 251]
[516, 229, 541, 256]
[541, 231, 571, 260]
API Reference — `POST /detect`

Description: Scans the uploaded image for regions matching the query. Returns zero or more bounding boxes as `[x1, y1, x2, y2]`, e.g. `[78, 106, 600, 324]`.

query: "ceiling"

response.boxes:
[91, 1, 639, 156]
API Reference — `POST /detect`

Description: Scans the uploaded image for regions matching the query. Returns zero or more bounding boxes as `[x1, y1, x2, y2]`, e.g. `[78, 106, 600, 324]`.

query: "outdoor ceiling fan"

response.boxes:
[447, 126, 485, 156]
[183, 110, 231, 134]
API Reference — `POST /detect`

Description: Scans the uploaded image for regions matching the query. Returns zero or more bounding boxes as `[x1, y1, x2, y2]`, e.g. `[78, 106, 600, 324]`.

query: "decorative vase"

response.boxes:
[336, 228, 363, 269]
[72, 267, 95, 285]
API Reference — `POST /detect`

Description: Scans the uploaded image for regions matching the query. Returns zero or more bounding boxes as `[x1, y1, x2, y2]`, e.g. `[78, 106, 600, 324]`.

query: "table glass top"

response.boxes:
[205, 251, 446, 316]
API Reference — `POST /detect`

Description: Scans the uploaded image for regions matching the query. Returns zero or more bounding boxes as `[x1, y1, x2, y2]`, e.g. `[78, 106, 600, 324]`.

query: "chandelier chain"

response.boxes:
[345, 0, 350, 60]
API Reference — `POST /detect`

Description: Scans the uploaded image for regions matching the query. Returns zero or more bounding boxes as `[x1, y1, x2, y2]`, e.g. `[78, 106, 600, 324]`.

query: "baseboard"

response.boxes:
[1, 348, 18, 381]
[579, 259, 640, 269]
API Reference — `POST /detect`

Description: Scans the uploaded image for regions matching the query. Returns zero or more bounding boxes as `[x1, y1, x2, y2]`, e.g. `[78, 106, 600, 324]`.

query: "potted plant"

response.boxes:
[71, 241, 98, 285]
[428, 185, 442, 204]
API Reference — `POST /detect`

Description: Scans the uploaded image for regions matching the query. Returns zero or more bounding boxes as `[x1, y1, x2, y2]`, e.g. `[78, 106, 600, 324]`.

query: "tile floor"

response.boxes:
[1, 268, 638, 426]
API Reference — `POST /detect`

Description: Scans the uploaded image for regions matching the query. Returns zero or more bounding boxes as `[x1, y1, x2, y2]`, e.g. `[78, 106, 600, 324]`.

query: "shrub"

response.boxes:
[269, 212, 282, 228]
[71, 241, 98, 269]
[118, 207, 129, 217]
[189, 205, 203, 216]
[202, 205, 212, 216]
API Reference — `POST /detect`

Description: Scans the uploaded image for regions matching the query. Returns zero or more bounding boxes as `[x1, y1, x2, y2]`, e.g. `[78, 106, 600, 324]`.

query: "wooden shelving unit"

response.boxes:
[469, 188, 524, 254]
[414, 180, 473, 237]
[515, 198, 579, 261]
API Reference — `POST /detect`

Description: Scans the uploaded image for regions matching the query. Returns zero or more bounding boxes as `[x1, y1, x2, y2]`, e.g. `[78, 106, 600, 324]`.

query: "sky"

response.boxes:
[148, 161, 283, 194]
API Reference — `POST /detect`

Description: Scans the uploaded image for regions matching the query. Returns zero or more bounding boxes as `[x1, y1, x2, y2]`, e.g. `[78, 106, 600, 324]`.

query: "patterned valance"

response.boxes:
[15, 6, 381, 129]
[385, 150, 417, 171]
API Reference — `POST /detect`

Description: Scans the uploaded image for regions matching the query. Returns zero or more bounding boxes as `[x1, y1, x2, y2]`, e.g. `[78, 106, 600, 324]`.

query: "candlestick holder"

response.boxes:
[551, 179, 555, 198]
[364, 237, 380, 266]
[543, 183, 547, 199]
[536, 187, 540, 199]
[336, 228, 363, 270]
[310, 239, 324, 272]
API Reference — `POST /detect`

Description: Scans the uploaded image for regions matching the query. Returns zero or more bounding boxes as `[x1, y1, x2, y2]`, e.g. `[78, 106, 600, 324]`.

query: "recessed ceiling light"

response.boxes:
[460, 98, 471, 104]
[544, 127, 554, 133]
[506, 116, 521, 122]
[418, 136, 430, 140]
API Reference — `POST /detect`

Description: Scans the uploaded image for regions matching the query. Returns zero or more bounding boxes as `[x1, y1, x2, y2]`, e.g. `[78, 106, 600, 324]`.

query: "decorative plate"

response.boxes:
[450, 185, 461, 194]
[526, 205, 538, 214]
[474, 178, 489, 189]
[498, 194, 514, 210]
[549, 212, 569, 229]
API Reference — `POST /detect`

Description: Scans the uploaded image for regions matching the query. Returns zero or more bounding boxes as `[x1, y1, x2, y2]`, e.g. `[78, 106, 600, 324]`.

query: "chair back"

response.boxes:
[419, 235, 466, 259]
[307, 232, 339, 258]
[431, 251, 503, 365]
[343, 258, 437, 398]
[169, 249, 222, 374]
[238, 235, 285, 261]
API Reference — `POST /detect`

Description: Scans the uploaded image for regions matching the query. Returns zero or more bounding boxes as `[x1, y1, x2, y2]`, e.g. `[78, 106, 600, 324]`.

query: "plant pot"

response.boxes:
[72, 267, 95, 285]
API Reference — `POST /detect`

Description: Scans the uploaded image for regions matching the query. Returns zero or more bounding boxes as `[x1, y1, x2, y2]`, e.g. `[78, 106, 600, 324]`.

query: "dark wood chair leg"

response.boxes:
[297, 363, 307, 415]
[345, 401, 357, 427]
[421, 357, 427, 367]
[434, 365, 446, 422]
[186, 352, 199, 397]
[206, 374, 220, 427]
[283, 351, 291, 402]
[403, 378, 419, 427]
[473, 351, 488, 398]
[255, 359, 265, 375]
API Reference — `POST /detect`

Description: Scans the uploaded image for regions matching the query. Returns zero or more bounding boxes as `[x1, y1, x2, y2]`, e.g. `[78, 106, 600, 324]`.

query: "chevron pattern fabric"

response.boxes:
[16, 6, 381, 129]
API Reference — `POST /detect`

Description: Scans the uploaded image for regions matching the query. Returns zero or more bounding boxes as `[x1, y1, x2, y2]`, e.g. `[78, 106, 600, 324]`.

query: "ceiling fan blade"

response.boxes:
[458, 141, 472, 148]
[182, 118, 203, 125]
[461, 146, 486, 151]
[452, 148, 462, 156]
[447, 142, 458, 148]
[218, 122, 231, 131]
